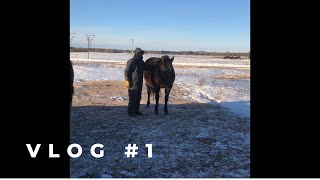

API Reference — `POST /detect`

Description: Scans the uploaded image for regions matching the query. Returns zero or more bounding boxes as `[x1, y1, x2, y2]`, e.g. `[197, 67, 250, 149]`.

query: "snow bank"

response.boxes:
[71, 52, 250, 69]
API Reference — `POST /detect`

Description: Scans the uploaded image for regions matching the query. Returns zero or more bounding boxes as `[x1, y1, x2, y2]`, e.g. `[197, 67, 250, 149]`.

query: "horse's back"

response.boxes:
[145, 57, 161, 65]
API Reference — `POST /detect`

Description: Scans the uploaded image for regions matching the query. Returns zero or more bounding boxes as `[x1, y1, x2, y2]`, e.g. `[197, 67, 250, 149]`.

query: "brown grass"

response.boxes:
[72, 80, 194, 107]
[215, 73, 250, 80]
[197, 78, 206, 86]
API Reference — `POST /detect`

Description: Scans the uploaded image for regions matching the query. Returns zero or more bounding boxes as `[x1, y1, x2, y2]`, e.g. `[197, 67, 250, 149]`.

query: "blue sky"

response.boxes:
[71, 0, 250, 52]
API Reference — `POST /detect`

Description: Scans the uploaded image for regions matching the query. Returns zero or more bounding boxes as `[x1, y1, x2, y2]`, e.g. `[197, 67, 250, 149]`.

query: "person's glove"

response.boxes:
[125, 80, 130, 89]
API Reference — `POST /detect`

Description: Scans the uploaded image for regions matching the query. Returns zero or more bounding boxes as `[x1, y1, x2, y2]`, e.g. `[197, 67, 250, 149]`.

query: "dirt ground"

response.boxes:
[70, 80, 250, 178]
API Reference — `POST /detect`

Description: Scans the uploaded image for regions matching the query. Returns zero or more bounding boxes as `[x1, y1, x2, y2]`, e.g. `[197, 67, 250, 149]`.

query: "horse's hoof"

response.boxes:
[155, 111, 158, 115]
[165, 112, 168, 115]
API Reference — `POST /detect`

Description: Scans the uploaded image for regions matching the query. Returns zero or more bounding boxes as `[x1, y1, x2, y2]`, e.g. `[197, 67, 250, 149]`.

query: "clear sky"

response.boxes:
[70, 0, 250, 52]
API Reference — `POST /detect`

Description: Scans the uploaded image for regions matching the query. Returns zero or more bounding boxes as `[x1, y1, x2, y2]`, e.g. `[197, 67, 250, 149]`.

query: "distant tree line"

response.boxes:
[70, 47, 250, 57]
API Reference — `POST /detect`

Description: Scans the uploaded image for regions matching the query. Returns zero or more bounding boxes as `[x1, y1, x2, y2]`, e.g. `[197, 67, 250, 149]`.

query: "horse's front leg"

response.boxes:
[154, 88, 160, 115]
[164, 87, 172, 115]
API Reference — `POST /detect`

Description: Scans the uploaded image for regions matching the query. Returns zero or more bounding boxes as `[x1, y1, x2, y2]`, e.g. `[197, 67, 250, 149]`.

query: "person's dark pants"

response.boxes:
[128, 87, 142, 114]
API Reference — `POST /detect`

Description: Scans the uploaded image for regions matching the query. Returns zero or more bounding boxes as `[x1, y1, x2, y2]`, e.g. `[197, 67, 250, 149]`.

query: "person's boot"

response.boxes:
[134, 112, 143, 116]
[128, 112, 137, 117]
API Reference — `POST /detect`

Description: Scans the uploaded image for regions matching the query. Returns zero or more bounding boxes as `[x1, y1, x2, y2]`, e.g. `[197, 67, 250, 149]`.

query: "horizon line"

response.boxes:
[70, 47, 250, 54]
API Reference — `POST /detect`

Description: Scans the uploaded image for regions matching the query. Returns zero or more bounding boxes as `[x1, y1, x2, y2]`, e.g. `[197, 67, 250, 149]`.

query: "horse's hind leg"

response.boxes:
[154, 88, 160, 115]
[164, 87, 172, 115]
[146, 85, 151, 108]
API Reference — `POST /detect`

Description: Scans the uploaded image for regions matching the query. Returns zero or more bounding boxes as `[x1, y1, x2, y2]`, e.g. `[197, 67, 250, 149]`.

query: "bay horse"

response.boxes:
[144, 55, 175, 115]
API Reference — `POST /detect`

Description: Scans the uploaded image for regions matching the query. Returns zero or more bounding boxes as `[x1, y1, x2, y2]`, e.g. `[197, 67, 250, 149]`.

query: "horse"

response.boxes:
[143, 55, 175, 115]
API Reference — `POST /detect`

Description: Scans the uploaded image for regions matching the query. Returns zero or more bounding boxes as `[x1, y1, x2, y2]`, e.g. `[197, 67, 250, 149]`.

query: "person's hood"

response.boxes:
[134, 48, 145, 55]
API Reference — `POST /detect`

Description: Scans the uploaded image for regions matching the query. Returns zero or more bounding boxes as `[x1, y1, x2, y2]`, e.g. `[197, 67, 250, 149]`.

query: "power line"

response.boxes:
[85, 34, 95, 59]
[131, 38, 134, 55]
[70, 33, 76, 47]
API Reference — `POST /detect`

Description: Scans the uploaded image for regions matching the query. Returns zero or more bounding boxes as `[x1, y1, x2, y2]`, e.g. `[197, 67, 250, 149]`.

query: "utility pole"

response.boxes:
[85, 34, 95, 59]
[131, 38, 134, 54]
[70, 33, 76, 47]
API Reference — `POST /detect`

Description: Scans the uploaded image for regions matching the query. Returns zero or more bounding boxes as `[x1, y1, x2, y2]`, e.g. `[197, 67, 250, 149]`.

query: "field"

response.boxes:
[70, 52, 250, 178]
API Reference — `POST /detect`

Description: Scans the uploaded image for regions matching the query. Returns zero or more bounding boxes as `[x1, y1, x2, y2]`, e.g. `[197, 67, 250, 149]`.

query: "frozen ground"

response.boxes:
[70, 52, 250, 65]
[71, 52, 250, 117]
[70, 52, 250, 178]
[71, 52, 250, 69]
[70, 81, 250, 178]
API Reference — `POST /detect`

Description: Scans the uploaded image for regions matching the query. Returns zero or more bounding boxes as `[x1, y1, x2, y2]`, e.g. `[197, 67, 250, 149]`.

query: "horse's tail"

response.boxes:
[148, 86, 161, 101]
[150, 86, 155, 101]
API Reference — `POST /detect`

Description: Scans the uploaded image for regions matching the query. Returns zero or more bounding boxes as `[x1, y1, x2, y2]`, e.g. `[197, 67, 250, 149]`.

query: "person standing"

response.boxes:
[124, 48, 146, 117]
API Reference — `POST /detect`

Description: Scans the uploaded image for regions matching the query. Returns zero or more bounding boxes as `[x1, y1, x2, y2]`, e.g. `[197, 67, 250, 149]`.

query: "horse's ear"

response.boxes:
[171, 56, 174, 62]
[161, 56, 165, 62]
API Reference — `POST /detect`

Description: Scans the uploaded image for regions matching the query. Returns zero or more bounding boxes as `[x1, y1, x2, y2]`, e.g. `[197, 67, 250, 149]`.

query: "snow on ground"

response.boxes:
[71, 52, 250, 69]
[74, 63, 125, 81]
[70, 81, 250, 178]
[175, 68, 250, 117]
[71, 52, 250, 117]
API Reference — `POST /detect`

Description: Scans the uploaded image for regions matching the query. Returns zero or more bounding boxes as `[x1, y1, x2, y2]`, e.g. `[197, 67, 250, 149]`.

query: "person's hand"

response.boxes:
[125, 80, 130, 89]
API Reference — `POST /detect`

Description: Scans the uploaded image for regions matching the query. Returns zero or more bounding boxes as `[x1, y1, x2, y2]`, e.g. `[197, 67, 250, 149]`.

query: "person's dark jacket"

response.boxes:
[124, 55, 145, 90]
[124, 54, 155, 90]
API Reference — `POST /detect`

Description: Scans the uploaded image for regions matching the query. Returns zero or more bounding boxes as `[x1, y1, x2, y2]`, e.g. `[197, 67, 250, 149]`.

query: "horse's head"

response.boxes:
[159, 55, 174, 73]
[158, 55, 175, 86]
